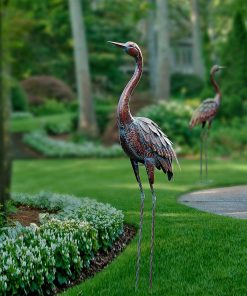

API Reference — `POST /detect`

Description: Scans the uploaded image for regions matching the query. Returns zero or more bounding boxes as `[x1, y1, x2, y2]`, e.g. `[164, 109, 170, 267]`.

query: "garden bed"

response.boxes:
[0, 192, 135, 295]
[11, 132, 43, 159]
[55, 224, 135, 294]
[9, 205, 49, 226]
[8, 205, 136, 295]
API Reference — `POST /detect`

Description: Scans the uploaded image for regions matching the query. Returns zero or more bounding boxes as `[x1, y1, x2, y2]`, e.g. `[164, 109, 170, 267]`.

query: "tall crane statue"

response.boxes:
[190, 65, 224, 182]
[108, 41, 178, 290]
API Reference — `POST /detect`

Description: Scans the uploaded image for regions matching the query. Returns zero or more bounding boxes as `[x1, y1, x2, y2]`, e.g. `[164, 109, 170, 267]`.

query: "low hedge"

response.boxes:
[23, 130, 123, 158]
[45, 121, 72, 135]
[0, 192, 124, 295]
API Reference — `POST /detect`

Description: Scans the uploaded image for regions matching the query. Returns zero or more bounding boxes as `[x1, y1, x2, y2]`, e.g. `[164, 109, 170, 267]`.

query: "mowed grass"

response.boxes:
[12, 158, 247, 296]
[10, 113, 74, 133]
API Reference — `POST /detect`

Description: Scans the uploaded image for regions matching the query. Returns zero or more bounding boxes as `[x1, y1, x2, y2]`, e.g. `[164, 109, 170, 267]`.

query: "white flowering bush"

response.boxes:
[12, 192, 82, 211]
[56, 198, 124, 250]
[23, 130, 123, 158]
[1, 192, 124, 295]
[0, 224, 56, 295]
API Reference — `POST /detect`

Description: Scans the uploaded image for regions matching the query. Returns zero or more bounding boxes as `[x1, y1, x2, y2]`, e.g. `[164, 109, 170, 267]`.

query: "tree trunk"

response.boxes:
[147, 0, 156, 94]
[0, 1, 12, 222]
[191, 0, 205, 80]
[206, 0, 217, 64]
[68, 0, 98, 137]
[155, 0, 170, 101]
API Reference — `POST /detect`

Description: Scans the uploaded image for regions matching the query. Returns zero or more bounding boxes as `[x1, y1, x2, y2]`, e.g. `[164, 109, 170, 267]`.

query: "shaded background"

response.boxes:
[1, 0, 247, 208]
[3, 0, 247, 156]
[1, 2, 247, 294]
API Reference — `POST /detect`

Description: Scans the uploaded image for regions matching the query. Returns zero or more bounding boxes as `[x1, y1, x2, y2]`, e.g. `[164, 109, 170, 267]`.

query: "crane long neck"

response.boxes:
[210, 71, 221, 104]
[117, 54, 143, 125]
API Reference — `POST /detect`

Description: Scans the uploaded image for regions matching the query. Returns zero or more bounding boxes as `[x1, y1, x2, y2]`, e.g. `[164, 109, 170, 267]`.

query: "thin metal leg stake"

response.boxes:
[200, 131, 203, 182]
[149, 184, 156, 290]
[205, 130, 208, 183]
[135, 182, 145, 291]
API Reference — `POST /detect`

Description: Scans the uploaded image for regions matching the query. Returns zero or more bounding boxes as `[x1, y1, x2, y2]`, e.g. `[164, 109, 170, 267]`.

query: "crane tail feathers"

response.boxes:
[167, 171, 173, 181]
[175, 155, 181, 171]
[157, 157, 174, 181]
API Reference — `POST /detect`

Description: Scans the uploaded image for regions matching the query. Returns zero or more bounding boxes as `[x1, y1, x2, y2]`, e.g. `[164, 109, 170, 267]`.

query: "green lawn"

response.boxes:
[10, 113, 74, 133]
[12, 158, 247, 296]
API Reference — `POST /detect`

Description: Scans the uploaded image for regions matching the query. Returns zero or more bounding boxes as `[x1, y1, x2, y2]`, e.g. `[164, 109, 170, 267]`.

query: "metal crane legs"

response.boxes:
[200, 128, 209, 183]
[131, 159, 156, 290]
[131, 160, 145, 291]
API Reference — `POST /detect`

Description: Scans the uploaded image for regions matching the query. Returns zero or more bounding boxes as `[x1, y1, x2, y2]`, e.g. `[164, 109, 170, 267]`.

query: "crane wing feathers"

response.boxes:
[190, 99, 218, 127]
[135, 117, 177, 161]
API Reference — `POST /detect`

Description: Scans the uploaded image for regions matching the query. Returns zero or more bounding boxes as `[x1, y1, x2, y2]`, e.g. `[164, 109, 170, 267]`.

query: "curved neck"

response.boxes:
[210, 71, 221, 104]
[117, 54, 143, 125]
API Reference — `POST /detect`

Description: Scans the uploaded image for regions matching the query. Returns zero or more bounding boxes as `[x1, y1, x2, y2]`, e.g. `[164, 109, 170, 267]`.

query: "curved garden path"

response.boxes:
[179, 185, 247, 219]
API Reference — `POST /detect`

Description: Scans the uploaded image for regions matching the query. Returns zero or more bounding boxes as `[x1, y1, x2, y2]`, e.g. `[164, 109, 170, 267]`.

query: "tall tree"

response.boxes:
[147, 0, 156, 94]
[191, 0, 205, 80]
[220, 11, 247, 118]
[69, 0, 98, 136]
[155, 0, 170, 101]
[0, 0, 12, 222]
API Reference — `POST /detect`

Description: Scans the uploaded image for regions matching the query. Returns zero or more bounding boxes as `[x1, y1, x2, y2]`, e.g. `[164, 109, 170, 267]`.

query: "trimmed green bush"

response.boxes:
[0, 192, 124, 295]
[23, 130, 123, 158]
[32, 99, 68, 116]
[95, 98, 115, 134]
[11, 82, 29, 112]
[210, 117, 247, 157]
[45, 121, 72, 135]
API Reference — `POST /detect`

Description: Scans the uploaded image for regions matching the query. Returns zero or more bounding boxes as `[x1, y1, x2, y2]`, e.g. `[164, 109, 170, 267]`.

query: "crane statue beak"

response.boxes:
[218, 66, 225, 69]
[108, 41, 126, 49]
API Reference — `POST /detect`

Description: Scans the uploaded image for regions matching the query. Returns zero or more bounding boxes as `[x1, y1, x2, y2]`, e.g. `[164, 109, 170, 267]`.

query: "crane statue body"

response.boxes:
[190, 65, 224, 182]
[108, 41, 178, 290]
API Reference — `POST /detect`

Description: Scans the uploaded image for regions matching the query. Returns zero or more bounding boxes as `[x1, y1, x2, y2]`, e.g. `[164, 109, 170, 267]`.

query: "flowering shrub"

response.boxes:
[0, 224, 56, 295]
[56, 198, 124, 250]
[1, 192, 124, 295]
[12, 192, 124, 251]
[210, 116, 247, 157]
[12, 191, 82, 211]
[23, 130, 123, 158]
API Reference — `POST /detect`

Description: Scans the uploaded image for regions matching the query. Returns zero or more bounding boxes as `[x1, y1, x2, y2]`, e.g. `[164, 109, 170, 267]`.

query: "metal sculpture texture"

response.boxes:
[108, 41, 178, 290]
[190, 65, 224, 182]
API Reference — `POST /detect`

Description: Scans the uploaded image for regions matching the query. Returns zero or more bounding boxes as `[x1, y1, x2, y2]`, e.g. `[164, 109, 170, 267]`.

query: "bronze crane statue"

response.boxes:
[189, 65, 224, 182]
[108, 41, 178, 290]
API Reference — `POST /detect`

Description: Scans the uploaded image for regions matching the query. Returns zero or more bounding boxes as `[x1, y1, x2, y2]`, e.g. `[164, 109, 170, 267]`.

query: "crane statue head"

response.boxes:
[210, 65, 225, 75]
[108, 41, 142, 60]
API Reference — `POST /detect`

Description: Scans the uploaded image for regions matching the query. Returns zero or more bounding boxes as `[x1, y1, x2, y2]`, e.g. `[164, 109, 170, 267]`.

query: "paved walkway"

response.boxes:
[179, 185, 247, 219]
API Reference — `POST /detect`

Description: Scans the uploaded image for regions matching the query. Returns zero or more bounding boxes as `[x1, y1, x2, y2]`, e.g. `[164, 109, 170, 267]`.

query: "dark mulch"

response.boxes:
[12, 133, 43, 159]
[49, 133, 70, 141]
[56, 224, 136, 294]
[9, 205, 49, 226]
[8, 205, 137, 294]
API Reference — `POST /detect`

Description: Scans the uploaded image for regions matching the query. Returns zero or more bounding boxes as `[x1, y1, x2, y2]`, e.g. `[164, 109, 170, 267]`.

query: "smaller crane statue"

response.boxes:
[108, 41, 179, 290]
[190, 65, 224, 182]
